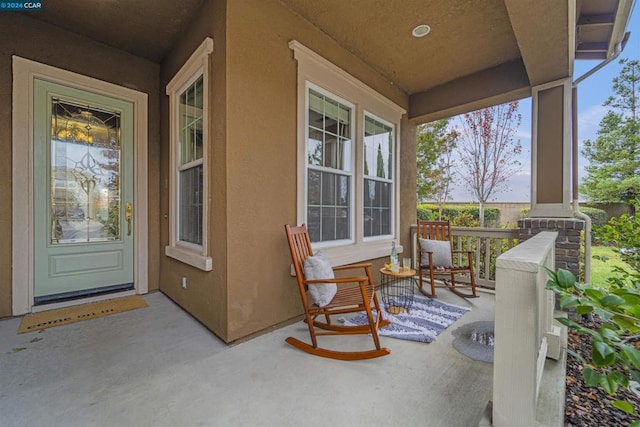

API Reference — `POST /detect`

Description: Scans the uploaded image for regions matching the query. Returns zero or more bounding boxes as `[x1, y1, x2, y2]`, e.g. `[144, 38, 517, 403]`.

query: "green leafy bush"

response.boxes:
[594, 200, 640, 275]
[419, 203, 439, 211]
[581, 207, 608, 228]
[417, 205, 434, 220]
[451, 212, 478, 227]
[417, 204, 500, 226]
[458, 205, 500, 226]
[520, 207, 530, 218]
[435, 205, 462, 221]
[546, 268, 640, 424]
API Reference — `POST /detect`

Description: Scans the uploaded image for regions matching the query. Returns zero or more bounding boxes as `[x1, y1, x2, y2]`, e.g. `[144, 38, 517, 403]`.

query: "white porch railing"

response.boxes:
[410, 225, 519, 289]
[491, 231, 562, 427]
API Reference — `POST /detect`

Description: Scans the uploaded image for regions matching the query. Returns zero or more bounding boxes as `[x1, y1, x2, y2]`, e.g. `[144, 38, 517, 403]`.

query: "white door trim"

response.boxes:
[12, 56, 149, 315]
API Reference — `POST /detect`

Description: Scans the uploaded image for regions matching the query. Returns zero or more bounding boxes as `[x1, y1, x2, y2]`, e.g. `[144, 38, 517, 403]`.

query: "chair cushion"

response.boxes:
[419, 238, 453, 268]
[303, 251, 337, 306]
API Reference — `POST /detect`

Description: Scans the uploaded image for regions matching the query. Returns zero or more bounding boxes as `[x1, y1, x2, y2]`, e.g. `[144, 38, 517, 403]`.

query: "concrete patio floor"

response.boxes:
[1, 289, 499, 426]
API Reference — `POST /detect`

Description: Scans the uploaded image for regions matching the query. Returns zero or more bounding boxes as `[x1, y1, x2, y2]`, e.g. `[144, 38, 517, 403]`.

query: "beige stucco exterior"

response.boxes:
[158, 0, 415, 341]
[0, 0, 633, 343]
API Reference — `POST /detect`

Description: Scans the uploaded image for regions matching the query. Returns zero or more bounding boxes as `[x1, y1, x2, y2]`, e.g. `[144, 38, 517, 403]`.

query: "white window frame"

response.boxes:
[305, 82, 356, 248]
[362, 112, 395, 241]
[290, 40, 406, 266]
[165, 38, 213, 271]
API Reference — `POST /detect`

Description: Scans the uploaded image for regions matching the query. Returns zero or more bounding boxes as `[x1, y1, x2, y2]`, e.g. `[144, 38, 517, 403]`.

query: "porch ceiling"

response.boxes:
[17, 0, 207, 63]
[21, 0, 632, 122]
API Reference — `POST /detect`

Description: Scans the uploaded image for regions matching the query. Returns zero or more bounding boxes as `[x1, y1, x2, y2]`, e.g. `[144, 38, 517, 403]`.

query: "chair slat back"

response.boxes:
[284, 224, 314, 281]
[417, 220, 453, 249]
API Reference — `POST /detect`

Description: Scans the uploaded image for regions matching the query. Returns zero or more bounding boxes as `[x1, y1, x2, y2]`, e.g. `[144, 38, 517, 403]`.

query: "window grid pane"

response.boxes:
[307, 170, 350, 243]
[179, 165, 203, 245]
[364, 179, 392, 237]
[363, 116, 393, 180]
[179, 76, 204, 166]
[363, 115, 393, 237]
[307, 88, 353, 243]
[307, 89, 352, 172]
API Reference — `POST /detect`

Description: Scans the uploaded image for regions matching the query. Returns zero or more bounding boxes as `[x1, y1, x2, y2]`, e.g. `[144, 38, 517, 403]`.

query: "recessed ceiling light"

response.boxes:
[412, 24, 431, 38]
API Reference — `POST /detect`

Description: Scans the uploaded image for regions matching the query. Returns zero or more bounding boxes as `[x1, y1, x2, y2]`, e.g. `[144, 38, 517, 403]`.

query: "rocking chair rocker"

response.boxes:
[416, 220, 478, 298]
[284, 224, 390, 360]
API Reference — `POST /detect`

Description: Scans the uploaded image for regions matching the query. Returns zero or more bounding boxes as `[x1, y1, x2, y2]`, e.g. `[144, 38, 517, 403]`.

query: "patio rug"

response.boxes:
[18, 296, 148, 334]
[340, 295, 469, 343]
[452, 321, 495, 363]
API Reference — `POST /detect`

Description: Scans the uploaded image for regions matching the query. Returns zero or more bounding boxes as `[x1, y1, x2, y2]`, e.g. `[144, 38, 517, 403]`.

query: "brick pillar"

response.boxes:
[517, 218, 584, 279]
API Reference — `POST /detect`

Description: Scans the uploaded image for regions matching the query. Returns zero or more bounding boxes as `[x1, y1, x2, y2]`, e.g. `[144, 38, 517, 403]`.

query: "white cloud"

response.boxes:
[577, 104, 608, 142]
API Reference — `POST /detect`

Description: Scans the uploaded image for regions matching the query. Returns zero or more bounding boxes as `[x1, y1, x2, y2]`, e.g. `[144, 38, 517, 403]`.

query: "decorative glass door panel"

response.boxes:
[50, 100, 122, 245]
[33, 79, 135, 304]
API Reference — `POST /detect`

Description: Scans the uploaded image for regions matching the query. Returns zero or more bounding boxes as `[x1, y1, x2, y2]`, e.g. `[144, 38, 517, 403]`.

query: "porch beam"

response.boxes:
[576, 41, 609, 53]
[577, 13, 615, 26]
[504, 0, 570, 86]
[575, 51, 609, 60]
[408, 59, 530, 124]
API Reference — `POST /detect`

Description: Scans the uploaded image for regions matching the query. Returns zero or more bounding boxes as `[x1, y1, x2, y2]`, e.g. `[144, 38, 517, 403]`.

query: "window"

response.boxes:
[363, 115, 394, 238]
[291, 41, 406, 265]
[165, 38, 213, 271]
[178, 76, 204, 245]
[306, 87, 353, 243]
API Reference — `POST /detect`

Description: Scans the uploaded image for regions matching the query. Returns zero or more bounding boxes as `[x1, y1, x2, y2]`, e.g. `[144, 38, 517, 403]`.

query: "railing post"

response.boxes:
[492, 231, 559, 427]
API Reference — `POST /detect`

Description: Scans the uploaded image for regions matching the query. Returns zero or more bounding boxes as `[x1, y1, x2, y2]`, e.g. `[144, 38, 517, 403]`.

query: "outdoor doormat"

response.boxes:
[18, 295, 148, 334]
[340, 295, 470, 343]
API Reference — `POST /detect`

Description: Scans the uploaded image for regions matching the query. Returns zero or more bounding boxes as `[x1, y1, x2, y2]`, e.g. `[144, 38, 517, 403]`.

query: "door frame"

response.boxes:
[12, 56, 149, 314]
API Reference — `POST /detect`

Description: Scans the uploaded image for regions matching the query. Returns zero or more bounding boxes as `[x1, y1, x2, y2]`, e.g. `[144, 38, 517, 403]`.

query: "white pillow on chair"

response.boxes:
[419, 238, 453, 268]
[303, 251, 337, 306]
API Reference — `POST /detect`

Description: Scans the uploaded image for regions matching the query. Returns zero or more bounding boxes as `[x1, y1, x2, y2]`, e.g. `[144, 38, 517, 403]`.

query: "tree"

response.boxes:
[456, 101, 522, 226]
[581, 59, 640, 214]
[416, 119, 458, 218]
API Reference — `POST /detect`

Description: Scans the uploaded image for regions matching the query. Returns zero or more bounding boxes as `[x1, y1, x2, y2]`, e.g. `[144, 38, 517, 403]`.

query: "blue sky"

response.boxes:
[448, 7, 640, 202]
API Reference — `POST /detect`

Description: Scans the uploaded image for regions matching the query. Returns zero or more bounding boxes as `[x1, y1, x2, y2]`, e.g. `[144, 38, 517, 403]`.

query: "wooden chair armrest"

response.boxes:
[332, 262, 372, 271]
[303, 277, 369, 285]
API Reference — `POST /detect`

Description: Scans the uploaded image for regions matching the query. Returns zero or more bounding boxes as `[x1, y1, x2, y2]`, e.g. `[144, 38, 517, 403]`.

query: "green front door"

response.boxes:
[33, 79, 135, 304]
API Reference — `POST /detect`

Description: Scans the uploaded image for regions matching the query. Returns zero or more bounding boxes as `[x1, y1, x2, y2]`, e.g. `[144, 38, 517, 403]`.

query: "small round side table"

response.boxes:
[379, 268, 416, 314]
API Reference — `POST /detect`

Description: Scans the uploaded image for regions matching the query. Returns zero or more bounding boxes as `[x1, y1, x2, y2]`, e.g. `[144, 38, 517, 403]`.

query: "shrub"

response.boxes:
[440, 206, 461, 220]
[419, 203, 439, 211]
[520, 207, 530, 218]
[594, 200, 640, 276]
[451, 212, 478, 227]
[417, 205, 434, 220]
[417, 204, 500, 226]
[546, 268, 640, 422]
[581, 207, 608, 228]
[417, 203, 454, 221]
[458, 205, 501, 227]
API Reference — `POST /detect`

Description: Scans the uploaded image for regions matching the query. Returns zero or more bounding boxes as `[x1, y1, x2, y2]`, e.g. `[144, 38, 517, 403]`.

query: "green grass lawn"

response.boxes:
[590, 245, 633, 288]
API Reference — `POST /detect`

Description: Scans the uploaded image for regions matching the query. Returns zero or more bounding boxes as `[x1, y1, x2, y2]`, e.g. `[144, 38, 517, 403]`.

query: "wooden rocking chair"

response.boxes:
[416, 220, 478, 298]
[284, 224, 390, 360]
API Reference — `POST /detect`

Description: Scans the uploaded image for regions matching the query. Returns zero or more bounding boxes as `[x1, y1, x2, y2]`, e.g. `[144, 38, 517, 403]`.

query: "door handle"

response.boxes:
[125, 202, 133, 236]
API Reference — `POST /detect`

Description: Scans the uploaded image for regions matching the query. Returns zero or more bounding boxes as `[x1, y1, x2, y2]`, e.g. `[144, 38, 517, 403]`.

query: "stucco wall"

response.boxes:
[158, 0, 229, 339]
[0, 13, 161, 318]
[159, 0, 414, 343]
[222, 0, 412, 341]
